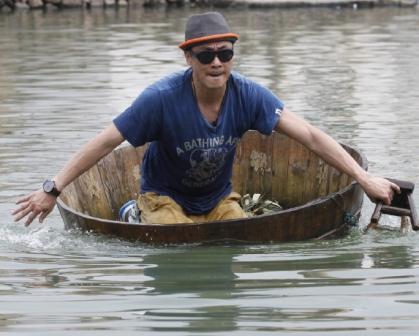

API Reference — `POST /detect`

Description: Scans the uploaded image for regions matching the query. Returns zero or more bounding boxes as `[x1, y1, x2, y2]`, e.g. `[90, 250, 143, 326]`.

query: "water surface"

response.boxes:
[1, 6, 419, 335]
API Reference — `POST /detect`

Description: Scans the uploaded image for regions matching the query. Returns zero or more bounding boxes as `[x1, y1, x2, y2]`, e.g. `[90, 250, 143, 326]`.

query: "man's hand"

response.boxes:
[12, 190, 57, 226]
[359, 174, 401, 205]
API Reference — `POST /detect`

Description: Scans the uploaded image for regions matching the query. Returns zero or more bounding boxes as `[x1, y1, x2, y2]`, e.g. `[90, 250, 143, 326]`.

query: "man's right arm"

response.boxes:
[274, 108, 399, 205]
[12, 123, 125, 226]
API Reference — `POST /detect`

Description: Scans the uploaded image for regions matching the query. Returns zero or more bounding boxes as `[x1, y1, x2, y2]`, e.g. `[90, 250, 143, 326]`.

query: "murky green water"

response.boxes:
[1, 6, 419, 335]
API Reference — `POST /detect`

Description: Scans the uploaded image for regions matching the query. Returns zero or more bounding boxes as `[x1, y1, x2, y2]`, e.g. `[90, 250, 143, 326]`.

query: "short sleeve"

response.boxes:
[246, 82, 284, 135]
[113, 88, 162, 147]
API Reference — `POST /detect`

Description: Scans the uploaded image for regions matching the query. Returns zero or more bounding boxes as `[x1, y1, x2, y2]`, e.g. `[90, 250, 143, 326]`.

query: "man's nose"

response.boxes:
[211, 54, 222, 66]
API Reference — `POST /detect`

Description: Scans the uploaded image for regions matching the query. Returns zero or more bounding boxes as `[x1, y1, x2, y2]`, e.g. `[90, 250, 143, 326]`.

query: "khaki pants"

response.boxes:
[138, 192, 247, 224]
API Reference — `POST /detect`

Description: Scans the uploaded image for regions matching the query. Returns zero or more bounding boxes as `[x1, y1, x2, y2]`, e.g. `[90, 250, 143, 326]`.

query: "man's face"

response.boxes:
[185, 41, 234, 90]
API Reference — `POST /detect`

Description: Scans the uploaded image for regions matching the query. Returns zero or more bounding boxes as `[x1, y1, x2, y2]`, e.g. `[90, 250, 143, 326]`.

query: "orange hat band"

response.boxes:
[179, 33, 239, 50]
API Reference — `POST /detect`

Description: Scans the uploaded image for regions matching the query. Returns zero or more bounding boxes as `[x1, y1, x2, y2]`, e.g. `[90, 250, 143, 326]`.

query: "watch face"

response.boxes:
[43, 180, 55, 193]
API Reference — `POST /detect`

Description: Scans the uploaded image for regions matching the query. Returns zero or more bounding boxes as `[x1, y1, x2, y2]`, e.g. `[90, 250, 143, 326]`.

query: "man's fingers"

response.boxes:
[25, 210, 40, 227]
[384, 182, 400, 205]
[390, 182, 401, 194]
[13, 205, 32, 222]
[15, 193, 33, 205]
[39, 209, 52, 223]
[11, 201, 30, 216]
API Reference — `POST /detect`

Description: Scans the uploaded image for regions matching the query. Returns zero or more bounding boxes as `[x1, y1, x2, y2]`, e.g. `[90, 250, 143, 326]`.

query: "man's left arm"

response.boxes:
[275, 108, 400, 205]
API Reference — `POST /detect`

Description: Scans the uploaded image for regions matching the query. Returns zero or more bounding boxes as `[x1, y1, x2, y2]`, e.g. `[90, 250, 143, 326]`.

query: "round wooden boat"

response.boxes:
[57, 131, 367, 245]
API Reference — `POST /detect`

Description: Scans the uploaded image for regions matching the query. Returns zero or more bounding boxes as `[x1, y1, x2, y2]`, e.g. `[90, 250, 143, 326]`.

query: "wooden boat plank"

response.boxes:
[287, 139, 308, 206]
[74, 165, 114, 220]
[111, 145, 141, 200]
[304, 153, 323, 203]
[97, 150, 136, 218]
[271, 132, 290, 206]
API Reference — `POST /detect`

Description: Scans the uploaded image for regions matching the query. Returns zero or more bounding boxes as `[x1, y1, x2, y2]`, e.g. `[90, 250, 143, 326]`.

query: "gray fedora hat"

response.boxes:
[179, 12, 239, 50]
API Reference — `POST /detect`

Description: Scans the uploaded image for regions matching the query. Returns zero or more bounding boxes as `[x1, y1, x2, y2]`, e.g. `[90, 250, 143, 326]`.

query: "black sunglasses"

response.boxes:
[190, 49, 234, 65]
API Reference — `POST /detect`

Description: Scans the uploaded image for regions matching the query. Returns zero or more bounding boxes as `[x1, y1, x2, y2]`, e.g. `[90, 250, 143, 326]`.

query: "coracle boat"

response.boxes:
[57, 131, 367, 245]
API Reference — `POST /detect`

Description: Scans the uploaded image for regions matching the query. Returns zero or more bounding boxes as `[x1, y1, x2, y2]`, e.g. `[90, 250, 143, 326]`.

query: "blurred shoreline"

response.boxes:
[1, 0, 417, 13]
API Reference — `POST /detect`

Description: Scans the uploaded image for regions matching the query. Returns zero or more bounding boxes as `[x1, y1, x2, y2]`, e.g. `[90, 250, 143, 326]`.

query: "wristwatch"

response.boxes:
[42, 179, 61, 197]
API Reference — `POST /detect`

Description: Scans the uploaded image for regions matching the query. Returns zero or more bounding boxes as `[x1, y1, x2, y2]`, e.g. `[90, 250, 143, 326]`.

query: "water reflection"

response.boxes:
[139, 246, 238, 332]
[135, 239, 418, 332]
[0, 226, 418, 333]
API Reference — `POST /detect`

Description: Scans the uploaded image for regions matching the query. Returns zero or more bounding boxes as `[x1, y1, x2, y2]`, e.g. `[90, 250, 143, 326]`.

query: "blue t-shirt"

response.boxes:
[113, 68, 284, 215]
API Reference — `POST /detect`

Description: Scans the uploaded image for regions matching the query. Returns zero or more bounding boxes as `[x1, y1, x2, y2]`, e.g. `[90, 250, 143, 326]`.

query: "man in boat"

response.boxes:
[13, 12, 400, 226]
